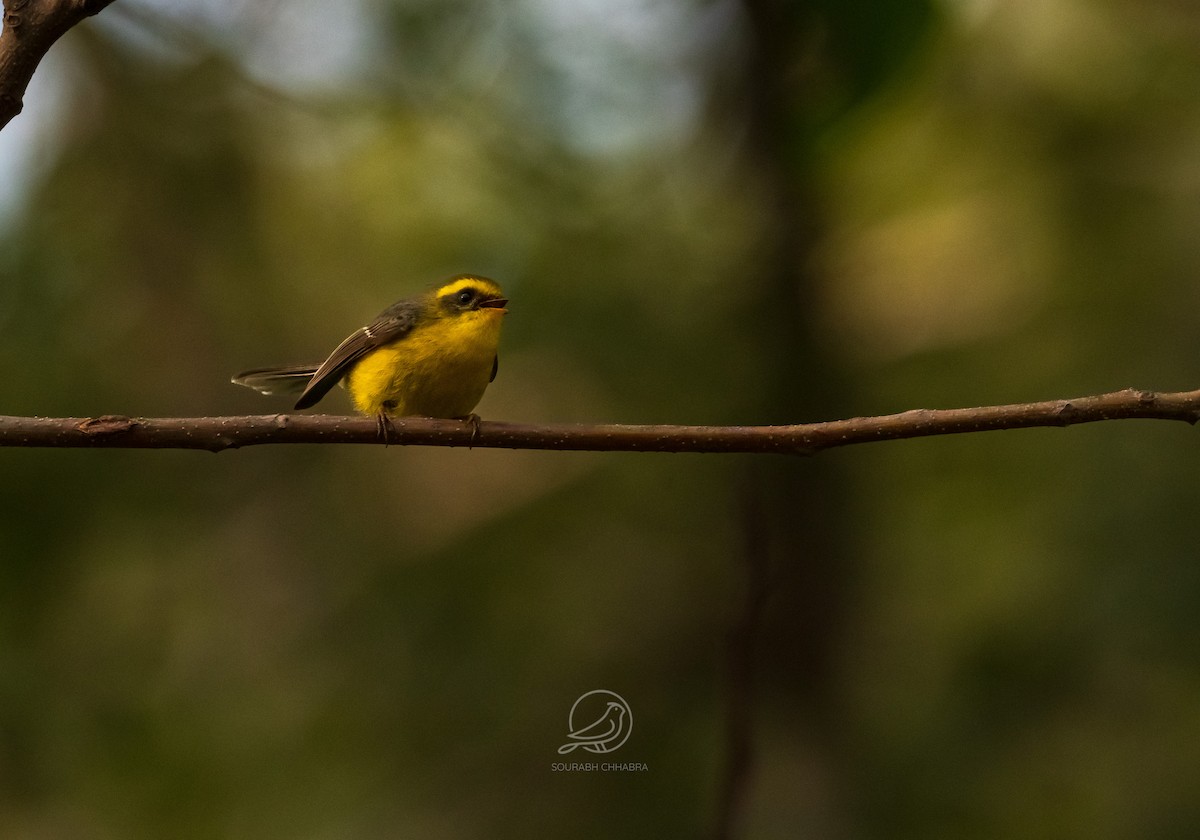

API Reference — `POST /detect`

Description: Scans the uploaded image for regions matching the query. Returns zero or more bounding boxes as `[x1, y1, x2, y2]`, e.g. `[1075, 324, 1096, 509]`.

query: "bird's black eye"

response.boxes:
[457, 288, 475, 306]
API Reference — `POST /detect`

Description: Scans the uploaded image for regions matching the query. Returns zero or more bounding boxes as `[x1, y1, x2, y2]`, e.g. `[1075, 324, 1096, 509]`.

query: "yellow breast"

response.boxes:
[345, 308, 504, 418]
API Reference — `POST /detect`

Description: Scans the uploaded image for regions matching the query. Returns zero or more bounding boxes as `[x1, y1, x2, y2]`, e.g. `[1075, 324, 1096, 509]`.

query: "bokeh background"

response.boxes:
[3, 0, 1200, 837]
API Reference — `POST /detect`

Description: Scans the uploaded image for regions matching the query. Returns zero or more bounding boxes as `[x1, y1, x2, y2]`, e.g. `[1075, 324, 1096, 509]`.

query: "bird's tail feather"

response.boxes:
[231, 365, 320, 396]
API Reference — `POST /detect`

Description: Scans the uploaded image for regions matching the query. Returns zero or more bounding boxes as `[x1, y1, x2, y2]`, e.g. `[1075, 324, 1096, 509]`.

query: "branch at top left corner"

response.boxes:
[0, 0, 117, 131]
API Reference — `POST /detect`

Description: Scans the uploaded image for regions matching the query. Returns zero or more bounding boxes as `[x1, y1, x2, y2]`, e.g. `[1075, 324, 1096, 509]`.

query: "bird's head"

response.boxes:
[432, 275, 508, 321]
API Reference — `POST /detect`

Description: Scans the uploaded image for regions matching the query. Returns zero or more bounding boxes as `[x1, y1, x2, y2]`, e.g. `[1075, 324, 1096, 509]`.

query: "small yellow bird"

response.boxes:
[232, 275, 508, 435]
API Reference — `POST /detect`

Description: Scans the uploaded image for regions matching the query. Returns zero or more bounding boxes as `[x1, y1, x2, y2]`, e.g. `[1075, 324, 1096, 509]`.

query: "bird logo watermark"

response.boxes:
[556, 689, 633, 755]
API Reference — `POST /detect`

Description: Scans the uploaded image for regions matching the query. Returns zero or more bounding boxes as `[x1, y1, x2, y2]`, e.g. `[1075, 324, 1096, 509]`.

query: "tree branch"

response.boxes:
[0, 0, 115, 131]
[0, 387, 1198, 453]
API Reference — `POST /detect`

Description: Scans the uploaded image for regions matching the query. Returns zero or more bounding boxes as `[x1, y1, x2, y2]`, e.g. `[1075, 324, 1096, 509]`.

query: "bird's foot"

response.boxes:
[376, 412, 396, 446]
[457, 413, 482, 448]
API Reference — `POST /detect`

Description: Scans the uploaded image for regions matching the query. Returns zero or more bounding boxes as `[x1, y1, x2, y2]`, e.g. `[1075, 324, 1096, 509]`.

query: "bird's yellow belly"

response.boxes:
[345, 313, 502, 418]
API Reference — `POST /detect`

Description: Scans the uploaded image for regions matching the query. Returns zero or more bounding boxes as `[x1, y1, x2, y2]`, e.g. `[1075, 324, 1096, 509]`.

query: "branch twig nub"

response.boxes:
[0, 0, 117, 131]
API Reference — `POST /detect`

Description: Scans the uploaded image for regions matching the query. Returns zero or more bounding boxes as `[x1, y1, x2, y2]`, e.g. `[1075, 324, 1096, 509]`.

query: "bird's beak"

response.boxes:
[479, 297, 509, 313]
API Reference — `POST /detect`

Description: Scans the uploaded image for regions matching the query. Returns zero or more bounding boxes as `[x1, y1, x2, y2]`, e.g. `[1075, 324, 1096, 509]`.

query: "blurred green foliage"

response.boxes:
[3, 0, 1200, 837]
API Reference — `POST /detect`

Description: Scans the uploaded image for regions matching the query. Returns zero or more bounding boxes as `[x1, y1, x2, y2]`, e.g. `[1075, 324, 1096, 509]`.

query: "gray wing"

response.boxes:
[490, 355, 498, 383]
[294, 301, 421, 410]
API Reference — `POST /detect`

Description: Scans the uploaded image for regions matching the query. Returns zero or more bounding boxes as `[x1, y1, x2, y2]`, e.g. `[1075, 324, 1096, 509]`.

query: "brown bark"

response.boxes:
[0, 388, 1195, 452]
[0, 0, 115, 130]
